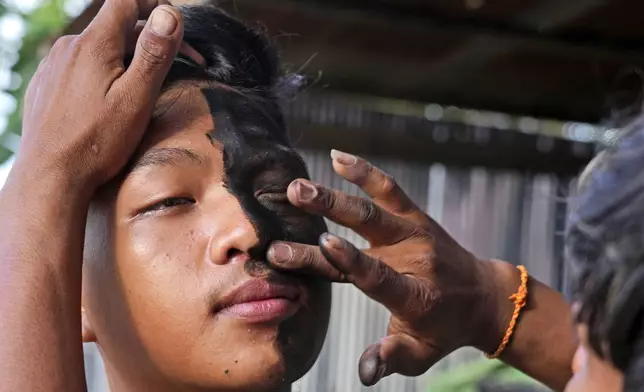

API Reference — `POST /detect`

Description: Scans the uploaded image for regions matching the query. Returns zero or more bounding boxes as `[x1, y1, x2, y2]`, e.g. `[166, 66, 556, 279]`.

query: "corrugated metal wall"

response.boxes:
[84, 149, 569, 392]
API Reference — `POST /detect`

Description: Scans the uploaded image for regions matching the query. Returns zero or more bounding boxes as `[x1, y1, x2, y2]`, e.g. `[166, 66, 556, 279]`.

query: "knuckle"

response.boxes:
[86, 36, 112, 62]
[79, 30, 122, 67]
[136, 33, 172, 68]
[68, 37, 85, 58]
[297, 247, 318, 268]
[74, 31, 92, 47]
[53, 34, 76, 48]
[353, 161, 372, 185]
[357, 199, 380, 226]
[320, 188, 337, 211]
[380, 173, 398, 195]
[365, 260, 395, 290]
[50, 35, 78, 56]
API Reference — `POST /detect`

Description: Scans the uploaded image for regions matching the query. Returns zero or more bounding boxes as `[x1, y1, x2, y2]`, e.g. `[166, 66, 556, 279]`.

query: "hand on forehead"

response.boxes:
[92, 0, 206, 66]
[131, 21, 206, 66]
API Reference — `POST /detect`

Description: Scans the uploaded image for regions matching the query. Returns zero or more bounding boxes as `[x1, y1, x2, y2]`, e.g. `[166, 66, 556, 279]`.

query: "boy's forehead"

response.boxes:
[146, 84, 289, 151]
[135, 84, 305, 178]
[145, 87, 216, 147]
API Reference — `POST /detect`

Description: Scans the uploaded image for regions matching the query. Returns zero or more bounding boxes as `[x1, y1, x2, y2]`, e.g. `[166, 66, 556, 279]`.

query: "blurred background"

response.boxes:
[2, 0, 643, 391]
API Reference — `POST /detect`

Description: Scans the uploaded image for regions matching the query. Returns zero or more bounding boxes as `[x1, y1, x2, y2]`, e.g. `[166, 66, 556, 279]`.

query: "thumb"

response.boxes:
[111, 5, 183, 105]
[358, 333, 442, 386]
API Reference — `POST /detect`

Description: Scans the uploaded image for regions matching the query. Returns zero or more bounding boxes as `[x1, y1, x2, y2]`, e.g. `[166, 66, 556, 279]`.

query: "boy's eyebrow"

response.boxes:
[129, 147, 204, 174]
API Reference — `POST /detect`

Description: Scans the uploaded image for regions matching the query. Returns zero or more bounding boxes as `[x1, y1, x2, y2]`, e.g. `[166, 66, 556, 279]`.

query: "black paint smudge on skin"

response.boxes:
[201, 88, 327, 273]
[200, 87, 330, 379]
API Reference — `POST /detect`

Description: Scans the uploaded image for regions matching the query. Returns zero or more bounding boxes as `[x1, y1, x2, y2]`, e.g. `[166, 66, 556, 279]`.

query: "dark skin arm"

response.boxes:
[266, 150, 576, 391]
[485, 259, 576, 391]
[0, 170, 90, 391]
[0, 1, 184, 390]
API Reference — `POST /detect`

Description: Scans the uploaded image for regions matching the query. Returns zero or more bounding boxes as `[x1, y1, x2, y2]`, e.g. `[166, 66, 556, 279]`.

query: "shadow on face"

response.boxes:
[81, 86, 331, 391]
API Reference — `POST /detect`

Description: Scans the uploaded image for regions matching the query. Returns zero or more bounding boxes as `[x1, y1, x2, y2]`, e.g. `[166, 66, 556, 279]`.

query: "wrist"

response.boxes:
[472, 259, 521, 355]
[2, 157, 95, 212]
[6, 154, 96, 204]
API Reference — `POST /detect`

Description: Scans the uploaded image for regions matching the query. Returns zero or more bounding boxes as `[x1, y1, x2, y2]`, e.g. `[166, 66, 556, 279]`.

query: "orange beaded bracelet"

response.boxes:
[486, 265, 529, 359]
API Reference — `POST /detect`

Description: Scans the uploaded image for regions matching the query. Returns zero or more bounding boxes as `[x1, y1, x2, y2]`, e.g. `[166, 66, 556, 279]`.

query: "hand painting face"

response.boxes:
[81, 86, 331, 391]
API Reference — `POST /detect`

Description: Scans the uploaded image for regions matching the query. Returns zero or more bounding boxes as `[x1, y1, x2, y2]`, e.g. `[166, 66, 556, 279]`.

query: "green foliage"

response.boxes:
[0, 0, 70, 164]
[427, 359, 550, 392]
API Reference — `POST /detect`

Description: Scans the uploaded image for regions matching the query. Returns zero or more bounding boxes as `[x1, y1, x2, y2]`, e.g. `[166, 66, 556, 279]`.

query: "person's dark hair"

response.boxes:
[566, 115, 644, 391]
[128, 5, 303, 145]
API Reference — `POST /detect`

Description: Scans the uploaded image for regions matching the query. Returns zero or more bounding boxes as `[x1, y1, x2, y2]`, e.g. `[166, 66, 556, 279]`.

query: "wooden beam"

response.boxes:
[403, 0, 610, 92]
[65, 0, 644, 64]
[216, 0, 644, 64]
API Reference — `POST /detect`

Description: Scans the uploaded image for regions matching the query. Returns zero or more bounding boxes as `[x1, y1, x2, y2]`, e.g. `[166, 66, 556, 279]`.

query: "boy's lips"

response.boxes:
[215, 278, 302, 323]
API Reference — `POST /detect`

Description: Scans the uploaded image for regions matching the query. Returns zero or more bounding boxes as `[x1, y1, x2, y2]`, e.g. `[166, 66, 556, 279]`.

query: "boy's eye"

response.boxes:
[143, 197, 196, 214]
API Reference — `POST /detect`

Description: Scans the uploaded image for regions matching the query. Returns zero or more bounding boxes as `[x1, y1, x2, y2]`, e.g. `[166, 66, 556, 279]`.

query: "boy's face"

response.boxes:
[81, 87, 331, 391]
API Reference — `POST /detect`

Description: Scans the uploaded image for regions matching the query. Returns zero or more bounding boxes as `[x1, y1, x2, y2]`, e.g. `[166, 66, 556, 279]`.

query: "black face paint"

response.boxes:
[201, 88, 327, 271]
[201, 88, 330, 381]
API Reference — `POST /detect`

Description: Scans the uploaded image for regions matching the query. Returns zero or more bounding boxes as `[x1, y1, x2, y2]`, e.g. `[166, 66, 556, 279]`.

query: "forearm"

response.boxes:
[478, 260, 576, 392]
[0, 165, 91, 391]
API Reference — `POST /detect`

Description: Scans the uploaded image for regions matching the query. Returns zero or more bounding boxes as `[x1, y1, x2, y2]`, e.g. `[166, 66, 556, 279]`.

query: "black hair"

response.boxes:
[566, 115, 644, 390]
[130, 5, 305, 144]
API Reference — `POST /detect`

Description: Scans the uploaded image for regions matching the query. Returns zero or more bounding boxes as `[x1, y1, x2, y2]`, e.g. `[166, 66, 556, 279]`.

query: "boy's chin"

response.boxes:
[189, 342, 312, 391]
[201, 360, 293, 391]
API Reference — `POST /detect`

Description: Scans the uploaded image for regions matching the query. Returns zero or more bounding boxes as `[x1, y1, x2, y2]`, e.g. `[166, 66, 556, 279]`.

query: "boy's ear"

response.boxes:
[81, 307, 97, 343]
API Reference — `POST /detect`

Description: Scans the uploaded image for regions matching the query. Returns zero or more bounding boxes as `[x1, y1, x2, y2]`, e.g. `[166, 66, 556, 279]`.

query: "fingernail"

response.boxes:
[360, 355, 380, 385]
[268, 243, 293, 264]
[331, 149, 357, 166]
[359, 344, 386, 386]
[150, 7, 178, 37]
[321, 233, 344, 250]
[295, 180, 318, 202]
